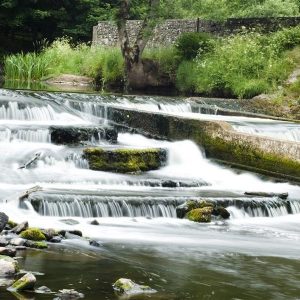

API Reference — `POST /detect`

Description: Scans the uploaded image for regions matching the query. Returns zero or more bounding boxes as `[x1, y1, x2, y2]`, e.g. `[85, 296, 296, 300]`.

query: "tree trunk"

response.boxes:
[116, 0, 160, 91]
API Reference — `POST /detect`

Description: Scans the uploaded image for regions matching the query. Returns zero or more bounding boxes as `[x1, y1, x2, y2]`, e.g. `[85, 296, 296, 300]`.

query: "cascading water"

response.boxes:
[0, 88, 300, 248]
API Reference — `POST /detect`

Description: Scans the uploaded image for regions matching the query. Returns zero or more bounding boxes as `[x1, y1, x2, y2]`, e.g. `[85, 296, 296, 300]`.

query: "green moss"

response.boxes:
[186, 207, 213, 223]
[83, 148, 166, 173]
[32, 241, 48, 249]
[7, 220, 18, 228]
[20, 228, 46, 241]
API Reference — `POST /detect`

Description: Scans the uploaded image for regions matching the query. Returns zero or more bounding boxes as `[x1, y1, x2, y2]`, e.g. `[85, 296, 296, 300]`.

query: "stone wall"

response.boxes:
[93, 17, 300, 47]
[103, 105, 300, 182]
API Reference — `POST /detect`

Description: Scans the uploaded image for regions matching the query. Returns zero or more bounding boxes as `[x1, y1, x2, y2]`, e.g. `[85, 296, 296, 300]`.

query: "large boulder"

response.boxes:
[9, 273, 36, 291]
[50, 126, 117, 145]
[0, 255, 19, 277]
[113, 278, 156, 296]
[0, 247, 16, 257]
[83, 147, 167, 173]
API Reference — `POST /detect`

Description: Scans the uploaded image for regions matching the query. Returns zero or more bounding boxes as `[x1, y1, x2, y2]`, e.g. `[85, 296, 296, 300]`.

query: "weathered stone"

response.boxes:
[113, 278, 156, 295]
[24, 240, 48, 249]
[186, 207, 214, 223]
[41, 229, 57, 241]
[9, 273, 36, 291]
[0, 212, 9, 233]
[0, 237, 8, 247]
[90, 219, 99, 225]
[11, 221, 28, 234]
[212, 207, 231, 219]
[35, 285, 52, 294]
[83, 147, 167, 173]
[176, 200, 214, 218]
[49, 236, 62, 243]
[55, 289, 84, 299]
[0, 247, 16, 257]
[67, 230, 82, 237]
[0, 255, 19, 277]
[50, 126, 117, 145]
[20, 228, 46, 241]
[10, 238, 26, 247]
[89, 240, 101, 247]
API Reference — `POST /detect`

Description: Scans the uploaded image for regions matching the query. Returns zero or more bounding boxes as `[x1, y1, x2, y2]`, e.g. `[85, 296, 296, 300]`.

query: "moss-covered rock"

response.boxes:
[9, 273, 36, 291]
[20, 228, 46, 241]
[113, 278, 156, 295]
[24, 240, 48, 249]
[186, 207, 213, 223]
[83, 147, 167, 173]
[176, 200, 214, 218]
[7, 220, 18, 229]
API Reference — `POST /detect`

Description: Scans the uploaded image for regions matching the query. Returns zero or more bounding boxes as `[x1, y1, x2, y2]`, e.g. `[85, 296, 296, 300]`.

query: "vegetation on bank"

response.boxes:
[5, 25, 300, 98]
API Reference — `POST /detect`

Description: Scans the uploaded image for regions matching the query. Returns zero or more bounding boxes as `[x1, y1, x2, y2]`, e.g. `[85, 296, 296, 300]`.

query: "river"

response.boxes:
[0, 89, 299, 299]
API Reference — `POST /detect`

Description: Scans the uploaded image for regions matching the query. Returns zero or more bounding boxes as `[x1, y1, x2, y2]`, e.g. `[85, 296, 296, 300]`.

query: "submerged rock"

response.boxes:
[55, 288, 84, 299]
[83, 147, 167, 173]
[89, 240, 101, 247]
[113, 278, 157, 296]
[0, 212, 9, 233]
[212, 206, 231, 219]
[20, 228, 46, 241]
[24, 240, 48, 249]
[35, 285, 52, 294]
[0, 255, 19, 277]
[9, 273, 36, 291]
[90, 220, 99, 225]
[49, 236, 62, 243]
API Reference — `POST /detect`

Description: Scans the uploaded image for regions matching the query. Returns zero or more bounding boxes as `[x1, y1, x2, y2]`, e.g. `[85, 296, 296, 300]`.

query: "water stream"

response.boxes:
[0, 89, 300, 299]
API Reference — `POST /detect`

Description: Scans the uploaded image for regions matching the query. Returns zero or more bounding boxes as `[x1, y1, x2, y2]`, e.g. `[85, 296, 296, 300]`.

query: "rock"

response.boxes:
[24, 240, 48, 249]
[9, 273, 36, 291]
[15, 246, 26, 251]
[35, 285, 52, 294]
[0, 237, 8, 246]
[0, 255, 19, 277]
[83, 147, 167, 173]
[176, 200, 214, 218]
[10, 238, 26, 246]
[6, 220, 18, 230]
[186, 207, 213, 223]
[55, 288, 84, 299]
[89, 240, 101, 247]
[59, 219, 80, 226]
[11, 221, 28, 234]
[161, 180, 177, 188]
[49, 236, 62, 243]
[0, 247, 16, 257]
[67, 230, 82, 237]
[41, 229, 57, 241]
[244, 192, 288, 199]
[212, 206, 230, 219]
[50, 125, 117, 145]
[0, 212, 9, 232]
[90, 220, 99, 225]
[20, 228, 46, 241]
[113, 278, 156, 295]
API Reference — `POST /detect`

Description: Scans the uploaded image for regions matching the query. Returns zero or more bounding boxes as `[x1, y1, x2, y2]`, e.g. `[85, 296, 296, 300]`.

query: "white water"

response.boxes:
[0, 89, 300, 256]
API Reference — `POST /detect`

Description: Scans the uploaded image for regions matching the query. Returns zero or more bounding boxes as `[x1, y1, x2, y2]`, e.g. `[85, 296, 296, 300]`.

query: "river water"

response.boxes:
[0, 89, 300, 299]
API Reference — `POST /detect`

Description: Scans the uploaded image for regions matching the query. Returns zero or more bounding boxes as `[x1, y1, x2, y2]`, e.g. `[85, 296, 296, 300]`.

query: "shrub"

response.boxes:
[176, 61, 198, 92]
[20, 228, 46, 241]
[175, 32, 214, 60]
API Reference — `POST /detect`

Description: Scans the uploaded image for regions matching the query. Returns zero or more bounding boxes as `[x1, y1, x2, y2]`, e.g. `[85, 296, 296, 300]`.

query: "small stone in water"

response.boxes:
[90, 220, 99, 225]
[10, 238, 26, 246]
[113, 278, 157, 295]
[89, 240, 101, 247]
[35, 285, 52, 294]
[50, 236, 62, 243]
[55, 288, 84, 299]
[9, 272, 36, 291]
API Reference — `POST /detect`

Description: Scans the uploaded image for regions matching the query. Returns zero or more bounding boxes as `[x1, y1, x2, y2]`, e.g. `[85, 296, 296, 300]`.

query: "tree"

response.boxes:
[114, 0, 162, 90]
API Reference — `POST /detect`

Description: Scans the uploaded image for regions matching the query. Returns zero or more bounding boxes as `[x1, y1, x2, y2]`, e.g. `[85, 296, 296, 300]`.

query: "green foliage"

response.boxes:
[20, 228, 46, 241]
[187, 29, 298, 98]
[175, 32, 214, 60]
[176, 61, 198, 92]
[4, 39, 124, 88]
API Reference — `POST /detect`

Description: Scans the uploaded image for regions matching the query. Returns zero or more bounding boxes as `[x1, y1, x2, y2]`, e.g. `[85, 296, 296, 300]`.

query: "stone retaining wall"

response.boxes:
[105, 105, 300, 182]
[93, 17, 300, 47]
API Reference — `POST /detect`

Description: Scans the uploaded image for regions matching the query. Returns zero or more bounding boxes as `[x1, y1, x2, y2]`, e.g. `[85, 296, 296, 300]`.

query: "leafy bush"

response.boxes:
[175, 32, 214, 60]
[176, 61, 198, 92]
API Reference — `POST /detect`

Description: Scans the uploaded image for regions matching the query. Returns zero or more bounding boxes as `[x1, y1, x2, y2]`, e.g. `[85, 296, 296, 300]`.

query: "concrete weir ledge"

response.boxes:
[105, 105, 300, 182]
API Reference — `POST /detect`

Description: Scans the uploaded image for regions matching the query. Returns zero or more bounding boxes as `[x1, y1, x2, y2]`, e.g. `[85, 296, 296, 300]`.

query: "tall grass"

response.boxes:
[4, 38, 124, 88]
